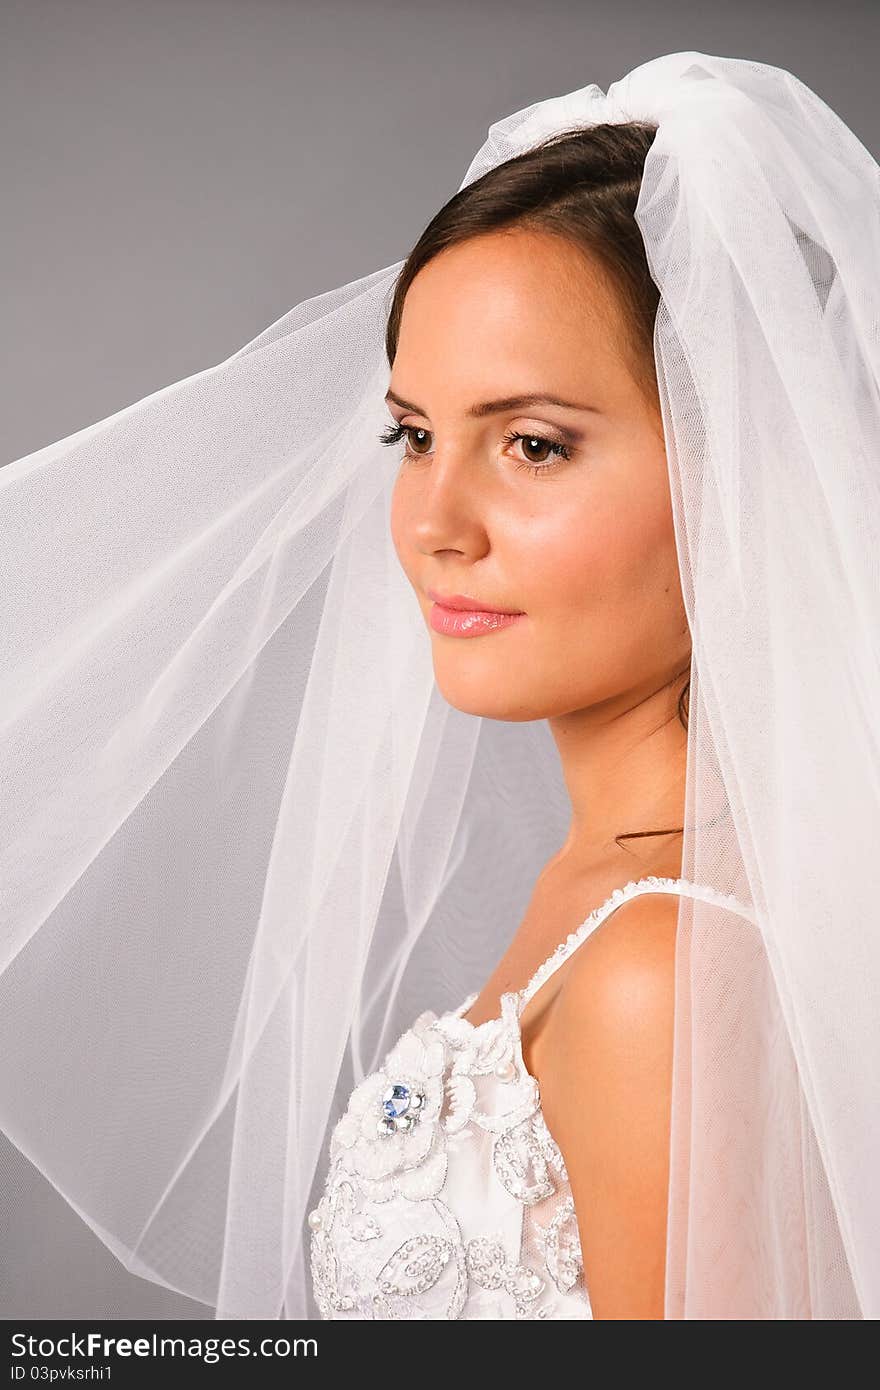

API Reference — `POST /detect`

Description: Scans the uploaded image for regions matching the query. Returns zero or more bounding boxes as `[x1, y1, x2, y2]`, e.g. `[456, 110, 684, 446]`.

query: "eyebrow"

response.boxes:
[384, 389, 601, 418]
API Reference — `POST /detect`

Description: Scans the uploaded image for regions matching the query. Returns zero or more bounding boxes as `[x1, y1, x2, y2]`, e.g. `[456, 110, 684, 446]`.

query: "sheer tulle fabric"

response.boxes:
[0, 51, 876, 1318]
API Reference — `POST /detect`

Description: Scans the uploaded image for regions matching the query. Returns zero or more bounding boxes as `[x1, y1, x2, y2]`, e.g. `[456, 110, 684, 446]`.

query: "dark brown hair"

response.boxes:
[383, 120, 689, 853]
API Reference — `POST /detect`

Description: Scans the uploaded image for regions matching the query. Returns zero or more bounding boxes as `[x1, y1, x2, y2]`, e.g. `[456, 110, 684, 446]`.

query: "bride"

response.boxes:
[319, 143, 697, 1317]
[1, 52, 878, 1320]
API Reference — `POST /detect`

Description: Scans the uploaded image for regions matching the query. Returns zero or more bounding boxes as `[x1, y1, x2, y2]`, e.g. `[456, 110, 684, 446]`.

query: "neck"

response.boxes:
[545, 669, 689, 885]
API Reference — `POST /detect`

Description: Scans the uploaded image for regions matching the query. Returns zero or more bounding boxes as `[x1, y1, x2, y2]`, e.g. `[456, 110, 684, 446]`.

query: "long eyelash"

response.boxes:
[377, 422, 571, 476]
[378, 422, 408, 447]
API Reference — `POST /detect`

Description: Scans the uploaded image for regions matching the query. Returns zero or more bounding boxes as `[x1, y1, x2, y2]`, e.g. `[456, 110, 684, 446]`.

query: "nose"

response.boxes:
[409, 445, 491, 559]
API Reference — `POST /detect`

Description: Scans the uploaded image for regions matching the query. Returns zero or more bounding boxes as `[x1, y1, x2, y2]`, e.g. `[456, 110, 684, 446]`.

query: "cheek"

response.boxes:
[506, 490, 619, 612]
[519, 484, 683, 645]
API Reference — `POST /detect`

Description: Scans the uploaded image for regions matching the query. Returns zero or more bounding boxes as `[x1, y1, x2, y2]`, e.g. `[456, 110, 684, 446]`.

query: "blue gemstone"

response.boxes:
[382, 1082, 411, 1119]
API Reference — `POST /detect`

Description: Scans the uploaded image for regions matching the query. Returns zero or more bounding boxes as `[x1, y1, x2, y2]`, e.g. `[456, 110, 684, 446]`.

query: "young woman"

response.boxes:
[1, 52, 877, 1321]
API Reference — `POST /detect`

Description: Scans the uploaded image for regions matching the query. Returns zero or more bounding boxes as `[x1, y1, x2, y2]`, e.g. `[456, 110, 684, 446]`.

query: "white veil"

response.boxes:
[1, 50, 877, 1319]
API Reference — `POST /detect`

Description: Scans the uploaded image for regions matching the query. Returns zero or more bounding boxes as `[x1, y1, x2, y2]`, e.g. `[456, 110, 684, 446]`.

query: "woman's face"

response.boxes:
[388, 228, 690, 721]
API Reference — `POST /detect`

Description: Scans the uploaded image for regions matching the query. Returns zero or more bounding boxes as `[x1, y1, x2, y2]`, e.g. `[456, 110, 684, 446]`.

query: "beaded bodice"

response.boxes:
[308, 875, 739, 1320]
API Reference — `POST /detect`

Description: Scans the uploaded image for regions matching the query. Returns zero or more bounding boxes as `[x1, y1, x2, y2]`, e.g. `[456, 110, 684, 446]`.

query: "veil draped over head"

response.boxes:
[1, 50, 878, 1320]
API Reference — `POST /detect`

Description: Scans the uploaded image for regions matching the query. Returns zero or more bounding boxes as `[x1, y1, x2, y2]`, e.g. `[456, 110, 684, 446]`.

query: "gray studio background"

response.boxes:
[2, 0, 877, 1320]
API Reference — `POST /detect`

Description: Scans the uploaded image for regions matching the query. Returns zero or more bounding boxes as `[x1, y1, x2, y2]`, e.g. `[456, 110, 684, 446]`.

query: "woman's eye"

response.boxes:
[378, 422, 433, 456]
[401, 426, 432, 456]
[377, 421, 571, 473]
[509, 433, 567, 465]
[504, 430, 572, 472]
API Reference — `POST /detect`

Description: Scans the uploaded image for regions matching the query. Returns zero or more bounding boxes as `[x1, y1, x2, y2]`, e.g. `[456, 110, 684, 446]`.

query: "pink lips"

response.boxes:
[426, 589, 525, 639]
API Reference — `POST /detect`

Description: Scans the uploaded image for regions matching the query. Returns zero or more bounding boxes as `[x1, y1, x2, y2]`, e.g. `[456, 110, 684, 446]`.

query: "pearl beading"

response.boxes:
[515, 874, 755, 1016]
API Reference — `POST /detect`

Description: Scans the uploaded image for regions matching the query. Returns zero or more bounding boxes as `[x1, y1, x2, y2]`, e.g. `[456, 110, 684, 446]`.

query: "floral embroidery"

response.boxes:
[434, 1009, 516, 1077]
[311, 876, 730, 1318]
[328, 1012, 469, 1203]
[375, 1221, 469, 1319]
[493, 1113, 565, 1204]
[310, 999, 589, 1319]
[308, 1175, 359, 1316]
[538, 1196, 584, 1294]
[466, 1236, 545, 1318]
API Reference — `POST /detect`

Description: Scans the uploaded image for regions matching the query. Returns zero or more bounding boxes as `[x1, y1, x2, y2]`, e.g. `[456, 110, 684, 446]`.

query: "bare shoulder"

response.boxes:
[540, 890, 683, 1320]
[560, 888, 681, 1036]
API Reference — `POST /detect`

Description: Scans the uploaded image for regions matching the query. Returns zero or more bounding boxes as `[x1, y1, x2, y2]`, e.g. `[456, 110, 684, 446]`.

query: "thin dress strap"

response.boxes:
[516, 874, 755, 1016]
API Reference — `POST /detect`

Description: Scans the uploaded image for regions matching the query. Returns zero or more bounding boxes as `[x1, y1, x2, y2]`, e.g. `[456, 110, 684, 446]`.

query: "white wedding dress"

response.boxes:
[309, 875, 742, 1320]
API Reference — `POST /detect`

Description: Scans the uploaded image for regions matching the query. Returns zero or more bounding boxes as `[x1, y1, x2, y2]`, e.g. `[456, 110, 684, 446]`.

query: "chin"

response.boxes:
[433, 669, 542, 723]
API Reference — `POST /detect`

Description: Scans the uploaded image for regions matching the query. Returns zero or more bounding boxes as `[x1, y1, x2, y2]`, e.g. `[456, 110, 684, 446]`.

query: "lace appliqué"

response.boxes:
[534, 1195, 584, 1295]
[465, 1236, 545, 1318]
[493, 1109, 568, 1203]
[310, 991, 589, 1319]
[310, 875, 745, 1318]
[309, 1177, 361, 1316]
